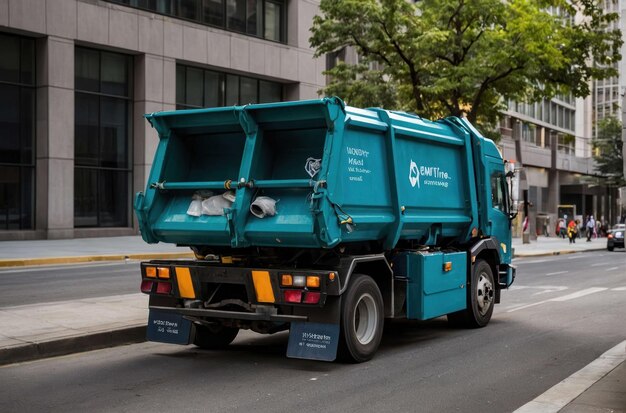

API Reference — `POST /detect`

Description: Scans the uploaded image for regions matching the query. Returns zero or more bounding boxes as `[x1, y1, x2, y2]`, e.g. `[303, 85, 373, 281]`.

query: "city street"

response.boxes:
[0, 250, 624, 412]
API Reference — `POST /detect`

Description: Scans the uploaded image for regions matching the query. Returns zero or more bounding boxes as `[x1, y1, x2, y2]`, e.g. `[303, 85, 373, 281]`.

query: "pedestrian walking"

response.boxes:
[567, 219, 578, 244]
[586, 215, 595, 242]
[558, 218, 567, 239]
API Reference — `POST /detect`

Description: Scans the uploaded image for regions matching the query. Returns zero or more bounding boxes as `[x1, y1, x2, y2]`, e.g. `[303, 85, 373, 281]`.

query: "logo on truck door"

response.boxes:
[409, 160, 420, 188]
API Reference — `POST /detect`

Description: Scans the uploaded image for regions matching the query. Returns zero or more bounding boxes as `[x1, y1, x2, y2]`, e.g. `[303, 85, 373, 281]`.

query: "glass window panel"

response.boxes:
[0, 34, 20, 83]
[153, 0, 175, 13]
[203, 0, 223, 26]
[239, 77, 257, 104]
[0, 166, 20, 229]
[0, 84, 20, 164]
[75, 93, 100, 166]
[178, 0, 200, 19]
[186, 67, 204, 107]
[99, 170, 128, 227]
[20, 38, 35, 85]
[75, 48, 132, 228]
[246, 0, 261, 35]
[101, 52, 129, 97]
[226, 0, 246, 32]
[176, 64, 186, 105]
[19, 166, 34, 229]
[20, 88, 35, 164]
[74, 168, 99, 227]
[264, 1, 281, 41]
[75, 48, 100, 92]
[225, 74, 239, 105]
[100, 97, 128, 168]
[259, 80, 281, 103]
[203, 71, 222, 107]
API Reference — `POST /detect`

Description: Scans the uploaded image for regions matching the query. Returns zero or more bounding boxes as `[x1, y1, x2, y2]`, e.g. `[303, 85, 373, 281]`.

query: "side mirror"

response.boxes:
[505, 161, 519, 220]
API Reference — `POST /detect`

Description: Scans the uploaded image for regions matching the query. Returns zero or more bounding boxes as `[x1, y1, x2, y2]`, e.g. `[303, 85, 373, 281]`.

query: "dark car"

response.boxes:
[607, 224, 625, 251]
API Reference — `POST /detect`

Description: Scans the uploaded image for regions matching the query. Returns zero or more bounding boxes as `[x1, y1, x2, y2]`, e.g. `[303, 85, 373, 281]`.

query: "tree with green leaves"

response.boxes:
[310, 0, 622, 133]
[593, 116, 625, 186]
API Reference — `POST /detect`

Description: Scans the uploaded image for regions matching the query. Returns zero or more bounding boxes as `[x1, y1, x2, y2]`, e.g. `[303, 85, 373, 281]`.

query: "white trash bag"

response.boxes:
[202, 194, 233, 216]
[250, 196, 278, 218]
[222, 190, 236, 202]
[186, 193, 204, 217]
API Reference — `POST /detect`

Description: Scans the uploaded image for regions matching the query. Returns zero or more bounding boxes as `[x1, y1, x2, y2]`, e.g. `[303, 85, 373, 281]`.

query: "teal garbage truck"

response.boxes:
[134, 97, 516, 362]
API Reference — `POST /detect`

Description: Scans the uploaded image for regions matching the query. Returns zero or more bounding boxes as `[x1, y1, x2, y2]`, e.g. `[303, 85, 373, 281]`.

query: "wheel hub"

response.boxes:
[476, 273, 494, 316]
[354, 293, 378, 345]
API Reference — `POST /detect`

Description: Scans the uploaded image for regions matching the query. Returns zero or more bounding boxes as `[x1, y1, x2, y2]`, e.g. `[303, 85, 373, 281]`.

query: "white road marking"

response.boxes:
[509, 285, 568, 291]
[590, 262, 612, 267]
[519, 259, 550, 264]
[566, 255, 585, 259]
[550, 287, 607, 302]
[612, 287, 626, 291]
[506, 287, 607, 313]
[513, 340, 626, 413]
[545, 271, 568, 276]
[605, 267, 619, 271]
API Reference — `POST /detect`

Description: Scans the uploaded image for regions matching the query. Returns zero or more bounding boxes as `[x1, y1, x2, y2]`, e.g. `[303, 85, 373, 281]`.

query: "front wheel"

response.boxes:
[448, 259, 495, 328]
[338, 275, 384, 363]
[193, 324, 239, 349]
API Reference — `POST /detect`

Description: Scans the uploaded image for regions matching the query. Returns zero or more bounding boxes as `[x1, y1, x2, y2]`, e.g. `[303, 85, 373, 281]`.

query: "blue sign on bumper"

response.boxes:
[147, 309, 192, 345]
[287, 322, 340, 361]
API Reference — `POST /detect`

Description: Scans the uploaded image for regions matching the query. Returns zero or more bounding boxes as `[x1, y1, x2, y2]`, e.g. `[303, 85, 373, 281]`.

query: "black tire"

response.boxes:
[447, 259, 495, 328]
[607, 245, 614, 252]
[193, 324, 239, 349]
[338, 274, 384, 363]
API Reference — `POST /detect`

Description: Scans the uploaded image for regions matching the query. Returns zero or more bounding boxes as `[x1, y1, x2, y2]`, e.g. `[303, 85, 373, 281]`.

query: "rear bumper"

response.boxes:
[150, 305, 307, 323]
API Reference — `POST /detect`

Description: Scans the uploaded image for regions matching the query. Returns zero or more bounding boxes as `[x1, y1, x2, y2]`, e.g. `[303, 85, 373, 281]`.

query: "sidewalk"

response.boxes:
[0, 235, 622, 412]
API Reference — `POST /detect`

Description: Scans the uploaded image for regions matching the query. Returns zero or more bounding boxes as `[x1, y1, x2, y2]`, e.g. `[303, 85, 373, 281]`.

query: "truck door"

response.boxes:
[487, 159, 512, 263]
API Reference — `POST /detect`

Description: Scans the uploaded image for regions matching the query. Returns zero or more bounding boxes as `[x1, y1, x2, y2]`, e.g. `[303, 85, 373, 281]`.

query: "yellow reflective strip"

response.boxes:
[175, 267, 195, 299]
[252, 271, 275, 303]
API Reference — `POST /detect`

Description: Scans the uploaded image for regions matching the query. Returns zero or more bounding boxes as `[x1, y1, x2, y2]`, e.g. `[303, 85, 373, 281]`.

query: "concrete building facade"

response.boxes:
[0, 0, 325, 240]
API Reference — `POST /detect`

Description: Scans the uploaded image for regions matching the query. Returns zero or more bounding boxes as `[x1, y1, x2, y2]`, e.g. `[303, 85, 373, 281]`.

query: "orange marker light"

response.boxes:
[145, 267, 157, 278]
[306, 276, 320, 288]
[281, 274, 293, 286]
[157, 267, 170, 279]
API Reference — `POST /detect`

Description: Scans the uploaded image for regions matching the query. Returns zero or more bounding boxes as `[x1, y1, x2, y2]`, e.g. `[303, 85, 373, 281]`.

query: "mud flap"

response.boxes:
[287, 322, 340, 361]
[147, 309, 192, 345]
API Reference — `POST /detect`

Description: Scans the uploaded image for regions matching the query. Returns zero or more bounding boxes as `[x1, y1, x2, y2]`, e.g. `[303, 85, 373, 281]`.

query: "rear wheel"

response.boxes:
[338, 275, 384, 363]
[193, 324, 239, 349]
[448, 259, 495, 328]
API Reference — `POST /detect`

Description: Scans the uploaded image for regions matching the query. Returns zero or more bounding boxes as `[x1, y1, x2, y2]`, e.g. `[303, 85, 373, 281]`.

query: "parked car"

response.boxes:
[607, 224, 625, 251]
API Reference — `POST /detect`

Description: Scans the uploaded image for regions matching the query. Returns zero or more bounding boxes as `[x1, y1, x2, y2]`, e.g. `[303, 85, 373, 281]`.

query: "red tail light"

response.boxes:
[156, 282, 172, 294]
[284, 290, 303, 303]
[140, 280, 153, 293]
[303, 292, 321, 304]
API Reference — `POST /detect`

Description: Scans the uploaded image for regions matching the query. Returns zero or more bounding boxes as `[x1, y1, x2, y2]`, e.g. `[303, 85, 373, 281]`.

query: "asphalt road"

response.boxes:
[0, 261, 140, 306]
[0, 251, 624, 412]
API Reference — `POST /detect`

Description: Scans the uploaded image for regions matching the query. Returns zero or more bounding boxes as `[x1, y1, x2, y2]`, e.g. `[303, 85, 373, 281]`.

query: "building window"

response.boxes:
[74, 47, 132, 228]
[176, 64, 283, 109]
[0, 33, 35, 230]
[106, 0, 286, 43]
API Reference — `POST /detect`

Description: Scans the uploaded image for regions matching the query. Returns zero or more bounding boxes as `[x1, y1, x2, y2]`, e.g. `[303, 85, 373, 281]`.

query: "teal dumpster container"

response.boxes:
[135, 97, 495, 250]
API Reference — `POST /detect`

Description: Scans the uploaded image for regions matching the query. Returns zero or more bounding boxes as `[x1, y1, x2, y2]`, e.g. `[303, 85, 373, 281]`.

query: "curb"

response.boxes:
[513, 247, 606, 258]
[0, 252, 195, 268]
[0, 325, 147, 366]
